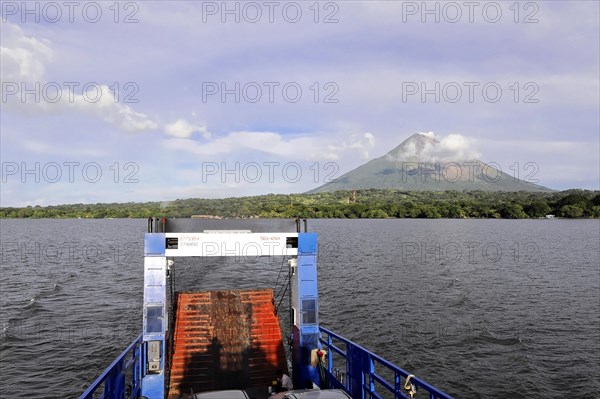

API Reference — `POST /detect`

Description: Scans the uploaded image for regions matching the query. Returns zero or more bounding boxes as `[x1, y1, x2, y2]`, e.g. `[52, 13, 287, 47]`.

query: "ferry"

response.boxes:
[79, 218, 453, 399]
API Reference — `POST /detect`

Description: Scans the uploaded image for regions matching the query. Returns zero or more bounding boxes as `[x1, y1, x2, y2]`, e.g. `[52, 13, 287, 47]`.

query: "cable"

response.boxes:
[273, 256, 287, 298]
[275, 273, 289, 313]
[275, 275, 289, 304]
[275, 271, 290, 306]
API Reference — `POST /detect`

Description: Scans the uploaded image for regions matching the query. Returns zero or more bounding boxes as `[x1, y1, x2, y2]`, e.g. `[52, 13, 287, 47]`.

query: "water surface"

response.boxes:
[1, 219, 598, 398]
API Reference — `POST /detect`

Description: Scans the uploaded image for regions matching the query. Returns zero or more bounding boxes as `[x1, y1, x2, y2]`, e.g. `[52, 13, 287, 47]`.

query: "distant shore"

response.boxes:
[1, 189, 598, 219]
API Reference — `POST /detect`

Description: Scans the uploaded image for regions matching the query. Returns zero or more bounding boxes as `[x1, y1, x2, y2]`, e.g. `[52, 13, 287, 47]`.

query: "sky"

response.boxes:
[1, 0, 598, 207]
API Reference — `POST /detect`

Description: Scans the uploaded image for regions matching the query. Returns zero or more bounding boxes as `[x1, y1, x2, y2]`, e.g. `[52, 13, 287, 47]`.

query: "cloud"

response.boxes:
[66, 85, 159, 132]
[431, 133, 480, 161]
[327, 132, 375, 159]
[2, 2, 598, 206]
[390, 132, 481, 162]
[165, 119, 211, 138]
[1, 22, 158, 133]
[163, 130, 377, 162]
[0, 23, 52, 82]
[3, 82, 159, 133]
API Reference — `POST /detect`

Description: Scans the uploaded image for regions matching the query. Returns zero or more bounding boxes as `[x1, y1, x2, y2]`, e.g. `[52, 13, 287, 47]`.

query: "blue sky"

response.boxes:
[1, 0, 598, 207]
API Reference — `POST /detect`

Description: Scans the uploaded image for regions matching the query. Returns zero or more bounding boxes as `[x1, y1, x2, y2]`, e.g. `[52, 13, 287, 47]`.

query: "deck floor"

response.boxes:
[167, 289, 287, 399]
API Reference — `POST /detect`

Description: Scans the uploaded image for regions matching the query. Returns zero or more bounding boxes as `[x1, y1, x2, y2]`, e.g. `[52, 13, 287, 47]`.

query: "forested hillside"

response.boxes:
[2, 190, 598, 219]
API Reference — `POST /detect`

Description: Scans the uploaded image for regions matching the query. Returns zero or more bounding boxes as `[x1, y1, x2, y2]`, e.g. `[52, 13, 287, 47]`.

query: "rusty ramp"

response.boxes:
[167, 289, 287, 398]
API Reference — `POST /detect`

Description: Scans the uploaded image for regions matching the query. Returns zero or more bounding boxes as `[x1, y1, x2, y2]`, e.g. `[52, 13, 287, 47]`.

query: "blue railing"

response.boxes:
[79, 334, 145, 399]
[319, 327, 454, 399]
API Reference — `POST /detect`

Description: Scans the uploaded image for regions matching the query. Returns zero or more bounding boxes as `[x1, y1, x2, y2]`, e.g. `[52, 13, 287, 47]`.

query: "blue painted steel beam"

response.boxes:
[292, 233, 321, 389]
[142, 234, 167, 399]
[145, 233, 166, 256]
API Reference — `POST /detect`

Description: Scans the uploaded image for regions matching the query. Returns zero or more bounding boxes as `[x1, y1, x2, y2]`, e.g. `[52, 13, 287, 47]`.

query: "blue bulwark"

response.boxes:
[293, 233, 321, 388]
[145, 233, 165, 256]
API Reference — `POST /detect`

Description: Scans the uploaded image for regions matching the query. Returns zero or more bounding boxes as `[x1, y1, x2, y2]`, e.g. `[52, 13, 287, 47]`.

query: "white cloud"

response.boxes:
[66, 85, 159, 133]
[3, 82, 159, 133]
[1, 22, 158, 133]
[165, 119, 210, 138]
[389, 132, 481, 162]
[432, 133, 480, 161]
[0, 23, 52, 82]
[163, 130, 376, 161]
[327, 132, 375, 160]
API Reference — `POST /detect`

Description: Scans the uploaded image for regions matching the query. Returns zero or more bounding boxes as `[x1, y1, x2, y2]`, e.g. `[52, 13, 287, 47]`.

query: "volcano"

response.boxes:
[307, 133, 553, 193]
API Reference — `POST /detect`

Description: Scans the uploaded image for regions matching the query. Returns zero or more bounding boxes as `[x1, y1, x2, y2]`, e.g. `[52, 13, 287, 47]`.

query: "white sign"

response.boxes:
[164, 233, 298, 257]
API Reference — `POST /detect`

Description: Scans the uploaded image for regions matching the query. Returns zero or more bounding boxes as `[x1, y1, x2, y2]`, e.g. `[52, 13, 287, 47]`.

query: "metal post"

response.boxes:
[369, 356, 375, 398]
[328, 334, 333, 375]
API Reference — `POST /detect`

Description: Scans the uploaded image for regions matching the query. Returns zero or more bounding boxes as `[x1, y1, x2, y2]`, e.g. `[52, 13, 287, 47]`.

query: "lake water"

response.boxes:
[0, 218, 598, 398]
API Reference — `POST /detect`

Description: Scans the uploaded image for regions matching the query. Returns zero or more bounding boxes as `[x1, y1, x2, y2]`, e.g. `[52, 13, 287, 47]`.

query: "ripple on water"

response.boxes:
[0, 218, 598, 399]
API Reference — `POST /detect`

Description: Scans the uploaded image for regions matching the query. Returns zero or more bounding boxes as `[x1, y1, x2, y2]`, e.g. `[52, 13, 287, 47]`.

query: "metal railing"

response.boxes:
[79, 334, 145, 399]
[319, 327, 454, 399]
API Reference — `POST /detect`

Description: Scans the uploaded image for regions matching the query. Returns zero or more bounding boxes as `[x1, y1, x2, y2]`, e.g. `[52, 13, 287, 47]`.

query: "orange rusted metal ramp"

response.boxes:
[167, 289, 287, 398]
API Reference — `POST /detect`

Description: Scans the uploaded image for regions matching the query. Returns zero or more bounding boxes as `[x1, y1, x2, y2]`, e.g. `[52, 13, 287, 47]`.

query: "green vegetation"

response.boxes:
[1, 190, 599, 219]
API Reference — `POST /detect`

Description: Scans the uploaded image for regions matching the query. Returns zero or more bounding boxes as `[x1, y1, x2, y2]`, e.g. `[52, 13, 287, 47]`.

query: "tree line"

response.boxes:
[1, 189, 599, 219]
